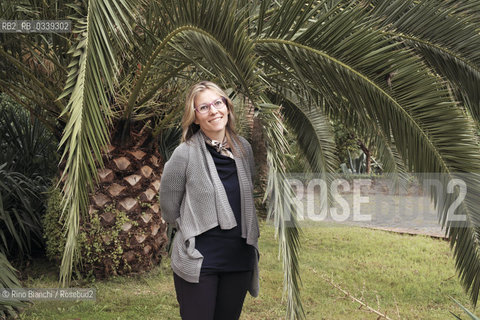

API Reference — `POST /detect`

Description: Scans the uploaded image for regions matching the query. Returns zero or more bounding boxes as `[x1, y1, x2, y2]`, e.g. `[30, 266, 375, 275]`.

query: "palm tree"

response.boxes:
[3, 0, 480, 318]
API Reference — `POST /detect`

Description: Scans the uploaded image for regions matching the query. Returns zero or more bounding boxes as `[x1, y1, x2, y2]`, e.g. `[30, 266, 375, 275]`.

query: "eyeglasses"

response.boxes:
[195, 97, 227, 114]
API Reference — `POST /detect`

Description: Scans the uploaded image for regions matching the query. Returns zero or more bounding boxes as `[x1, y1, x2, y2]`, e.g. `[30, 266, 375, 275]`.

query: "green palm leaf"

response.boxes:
[0, 164, 45, 256]
[0, 252, 26, 319]
[368, 0, 480, 123]
[127, 0, 261, 114]
[256, 1, 480, 305]
[57, 0, 138, 286]
[260, 103, 305, 320]
[278, 92, 338, 175]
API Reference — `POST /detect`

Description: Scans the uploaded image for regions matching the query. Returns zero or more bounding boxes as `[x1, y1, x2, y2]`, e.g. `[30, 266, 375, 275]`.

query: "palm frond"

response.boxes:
[256, 2, 480, 305]
[0, 252, 26, 319]
[0, 46, 64, 113]
[268, 87, 338, 174]
[262, 0, 319, 39]
[0, 99, 58, 178]
[57, 0, 138, 286]
[129, 0, 261, 114]
[156, 126, 182, 162]
[260, 103, 305, 320]
[317, 89, 408, 179]
[0, 164, 45, 257]
[451, 296, 480, 320]
[368, 0, 480, 123]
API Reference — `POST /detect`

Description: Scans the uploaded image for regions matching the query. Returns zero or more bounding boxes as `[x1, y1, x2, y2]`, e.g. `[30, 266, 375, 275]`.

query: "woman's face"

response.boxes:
[194, 89, 229, 140]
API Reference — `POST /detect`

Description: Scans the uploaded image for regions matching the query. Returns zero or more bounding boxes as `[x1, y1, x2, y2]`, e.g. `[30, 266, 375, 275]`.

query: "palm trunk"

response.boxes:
[80, 144, 168, 277]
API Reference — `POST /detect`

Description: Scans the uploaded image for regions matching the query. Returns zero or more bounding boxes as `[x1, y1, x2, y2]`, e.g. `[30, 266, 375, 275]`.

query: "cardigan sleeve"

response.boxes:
[159, 144, 188, 225]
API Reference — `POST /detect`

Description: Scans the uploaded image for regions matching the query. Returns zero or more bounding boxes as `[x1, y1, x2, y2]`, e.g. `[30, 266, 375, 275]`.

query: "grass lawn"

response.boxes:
[18, 221, 474, 319]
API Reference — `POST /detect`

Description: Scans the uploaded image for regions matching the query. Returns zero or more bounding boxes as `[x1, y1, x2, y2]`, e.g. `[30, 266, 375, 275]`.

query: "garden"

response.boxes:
[2, 0, 480, 319]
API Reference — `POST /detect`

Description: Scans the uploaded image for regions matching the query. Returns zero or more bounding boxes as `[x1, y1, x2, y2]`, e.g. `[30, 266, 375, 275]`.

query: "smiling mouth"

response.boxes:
[209, 117, 223, 122]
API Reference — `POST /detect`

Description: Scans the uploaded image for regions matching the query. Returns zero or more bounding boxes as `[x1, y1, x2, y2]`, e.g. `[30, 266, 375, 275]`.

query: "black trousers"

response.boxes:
[173, 270, 253, 320]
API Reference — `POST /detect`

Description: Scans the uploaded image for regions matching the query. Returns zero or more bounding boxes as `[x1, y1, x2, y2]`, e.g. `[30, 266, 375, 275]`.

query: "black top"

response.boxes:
[195, 143, 256, 272]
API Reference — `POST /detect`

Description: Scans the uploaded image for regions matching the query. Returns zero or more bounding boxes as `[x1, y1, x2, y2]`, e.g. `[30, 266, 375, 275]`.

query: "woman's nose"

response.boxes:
[208, 105, 219, 114]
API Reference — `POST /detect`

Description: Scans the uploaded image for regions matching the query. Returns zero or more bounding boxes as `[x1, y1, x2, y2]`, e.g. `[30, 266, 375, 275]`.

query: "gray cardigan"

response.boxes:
[159, 131, 260, 297]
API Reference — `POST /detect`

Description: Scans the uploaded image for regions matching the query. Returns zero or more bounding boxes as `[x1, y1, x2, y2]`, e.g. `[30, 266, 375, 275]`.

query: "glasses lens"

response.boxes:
[198, 105, 209, 113]
[214, 99, 225, 109]
[196, 98, 226, 113]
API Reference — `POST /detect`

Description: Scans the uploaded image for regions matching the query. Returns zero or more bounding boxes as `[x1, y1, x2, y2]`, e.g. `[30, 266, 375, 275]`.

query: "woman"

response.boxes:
[159, 81, 260, 320]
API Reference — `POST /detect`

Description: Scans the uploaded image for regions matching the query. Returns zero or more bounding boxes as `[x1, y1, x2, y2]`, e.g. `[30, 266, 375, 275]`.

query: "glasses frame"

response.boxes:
[194, 97, 227, 114]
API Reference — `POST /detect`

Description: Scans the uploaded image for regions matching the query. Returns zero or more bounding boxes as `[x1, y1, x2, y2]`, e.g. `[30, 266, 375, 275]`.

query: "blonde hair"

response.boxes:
[181, 81, 243, 155]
